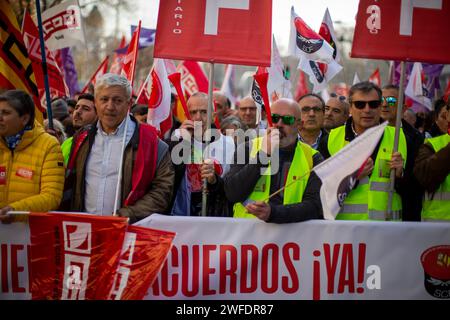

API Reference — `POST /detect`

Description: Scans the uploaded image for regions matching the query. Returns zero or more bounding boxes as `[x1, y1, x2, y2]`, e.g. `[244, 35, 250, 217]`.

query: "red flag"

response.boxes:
[121, 21, 141, 87]
[81, 56, 109, 93]
[443, 79, 450, 103]
[253, 71, 273, 127]
[110, 36, 127, 74]
[146, 59, 172, 133]
[368, 68, 381, 87]
[21, 11, 69, 108]
[168, 72, 191, 121]
[177, 60, 209, 96]
[295, 70, 309, 101]
[29, 213, 127, 300]
[108, 226, 175, 300]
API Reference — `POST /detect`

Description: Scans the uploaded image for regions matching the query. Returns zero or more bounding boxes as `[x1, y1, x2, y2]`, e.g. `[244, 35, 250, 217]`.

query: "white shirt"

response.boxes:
[84, 116, 136, 215]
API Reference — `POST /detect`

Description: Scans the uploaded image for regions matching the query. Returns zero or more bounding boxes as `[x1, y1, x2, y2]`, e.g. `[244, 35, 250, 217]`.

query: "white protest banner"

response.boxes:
[138, 215, 450, 300]
[0, 222, 30, 300]
[41, 0, 85, 51]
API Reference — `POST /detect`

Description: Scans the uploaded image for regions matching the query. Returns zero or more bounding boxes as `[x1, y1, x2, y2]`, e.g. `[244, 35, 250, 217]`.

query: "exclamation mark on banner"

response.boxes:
[313, 250, 321, 300]
[357, 243, 366, 294]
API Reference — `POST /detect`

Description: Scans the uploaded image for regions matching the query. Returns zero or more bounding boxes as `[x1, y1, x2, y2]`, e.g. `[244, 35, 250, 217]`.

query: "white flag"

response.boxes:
[405, 62, 432, 110]
[313, 122, 388, 220]
[267, 37, 293, 100]
[41, 0, 85, 51]
[220, 64, 237, 105]
[146, 59, 172, 131]
[294, 8, 342, 93]
[353, 72, 361, 85]
[288, 7, 334, 64]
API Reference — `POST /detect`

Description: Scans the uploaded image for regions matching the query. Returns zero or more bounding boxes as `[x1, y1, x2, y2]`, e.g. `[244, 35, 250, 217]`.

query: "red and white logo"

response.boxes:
[16, 167, 33, 180]
[61, 222, 92, 300]
[154, 0, 272, 66]
[0, 166, 6, 185]
[109, 232, 136, 300]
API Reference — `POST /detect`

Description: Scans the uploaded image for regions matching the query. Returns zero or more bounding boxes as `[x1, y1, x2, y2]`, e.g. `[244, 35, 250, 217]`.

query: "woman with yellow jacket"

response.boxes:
[0, 90, 65, 222]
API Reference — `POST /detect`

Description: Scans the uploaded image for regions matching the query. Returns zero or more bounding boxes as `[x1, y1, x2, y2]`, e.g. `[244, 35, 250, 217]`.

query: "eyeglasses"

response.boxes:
[330, 92, 347, 101]
[271, 113, 296, 125]
[352, 100, 381, 110]
[301, 106, 324, 113]
[382, 96, 397, 106]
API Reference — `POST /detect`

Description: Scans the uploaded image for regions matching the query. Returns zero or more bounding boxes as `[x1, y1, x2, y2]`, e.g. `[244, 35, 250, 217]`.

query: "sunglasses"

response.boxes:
[382, 96, 397, 106]
[352, 100, 381, 110]
[301, 106, 324, 113]
[271, 113, 296, 125]
[330, 92, 346, 101]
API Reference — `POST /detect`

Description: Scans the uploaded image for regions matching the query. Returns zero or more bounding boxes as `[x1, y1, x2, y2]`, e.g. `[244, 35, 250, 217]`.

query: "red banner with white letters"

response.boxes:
[109, 226, 175, 300]
[351, 0, 450, 63]
[29, 213, 127, 300]
[154, 0, 272, 66]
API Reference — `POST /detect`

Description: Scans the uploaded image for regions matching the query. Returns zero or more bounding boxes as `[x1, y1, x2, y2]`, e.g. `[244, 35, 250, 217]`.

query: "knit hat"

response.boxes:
[51, 98, 69, 121]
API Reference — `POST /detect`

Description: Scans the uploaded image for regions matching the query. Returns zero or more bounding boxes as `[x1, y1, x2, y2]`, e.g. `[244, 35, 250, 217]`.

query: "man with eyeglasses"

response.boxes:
[381, 84, 424, 221]
[324, 93, 349, 131]
[322, 81, 406, 221]
[237, 96, 259, 129]
[297, 93, 329, 157]
[225, 98, 323, 223]
[168, 92, 235, 217]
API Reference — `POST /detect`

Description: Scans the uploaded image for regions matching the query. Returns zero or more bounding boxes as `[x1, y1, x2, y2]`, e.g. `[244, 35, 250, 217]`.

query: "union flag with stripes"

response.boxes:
[0, 0, 43, 123]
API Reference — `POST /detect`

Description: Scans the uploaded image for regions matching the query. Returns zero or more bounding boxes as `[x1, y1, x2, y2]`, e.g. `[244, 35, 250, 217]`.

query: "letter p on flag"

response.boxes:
[154, 0, 272, 66]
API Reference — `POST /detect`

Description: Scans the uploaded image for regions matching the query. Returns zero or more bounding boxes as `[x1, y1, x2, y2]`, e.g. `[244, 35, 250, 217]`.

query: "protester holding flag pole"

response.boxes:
[225, 98, 324, 223]
[60, 73, 174, 222]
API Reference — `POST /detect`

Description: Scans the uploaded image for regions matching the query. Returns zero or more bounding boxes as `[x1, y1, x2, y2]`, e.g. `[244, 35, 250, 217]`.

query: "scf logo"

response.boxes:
[61, 222, 92, 300]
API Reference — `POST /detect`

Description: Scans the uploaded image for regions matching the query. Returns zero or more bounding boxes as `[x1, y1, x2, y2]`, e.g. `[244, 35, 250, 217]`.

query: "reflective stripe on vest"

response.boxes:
[328, 125, 407, 221]
[421, 134, 450, 222]
[233, 139, 316, 218]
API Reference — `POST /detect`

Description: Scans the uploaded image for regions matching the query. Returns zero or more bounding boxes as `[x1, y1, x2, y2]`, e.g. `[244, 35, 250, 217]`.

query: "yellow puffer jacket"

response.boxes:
[0, 121, 65, 214]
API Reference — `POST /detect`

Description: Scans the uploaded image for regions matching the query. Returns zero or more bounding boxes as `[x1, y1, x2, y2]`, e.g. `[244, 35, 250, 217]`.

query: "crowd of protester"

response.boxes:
[1, 73, 449, 223]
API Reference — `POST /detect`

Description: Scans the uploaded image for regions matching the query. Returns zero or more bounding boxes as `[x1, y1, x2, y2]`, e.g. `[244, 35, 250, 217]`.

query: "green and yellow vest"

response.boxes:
[421, 134, 450, 222]
[233, 138, 317, 218]
[327, 125, 407, 221]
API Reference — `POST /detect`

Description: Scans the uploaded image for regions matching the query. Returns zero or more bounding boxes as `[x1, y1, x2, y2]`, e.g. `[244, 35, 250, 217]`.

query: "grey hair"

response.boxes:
[94, 73, 132, 101]
[44, 118, 67, 142]
[220, 115, 244, 130]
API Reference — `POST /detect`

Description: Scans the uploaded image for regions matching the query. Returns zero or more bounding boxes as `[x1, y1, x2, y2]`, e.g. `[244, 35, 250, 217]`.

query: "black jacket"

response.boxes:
[223, 140, 324, 223]
[165, 134, 233, 217]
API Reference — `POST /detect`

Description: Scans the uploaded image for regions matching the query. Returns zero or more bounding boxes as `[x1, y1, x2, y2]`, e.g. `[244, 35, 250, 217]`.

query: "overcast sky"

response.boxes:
[121, 0, 360, 53]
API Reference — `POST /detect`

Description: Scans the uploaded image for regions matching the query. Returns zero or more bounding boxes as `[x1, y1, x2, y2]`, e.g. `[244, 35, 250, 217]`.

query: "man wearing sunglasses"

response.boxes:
[381, 85, 425, 221]
[297, 93, 329, 157]
[224, 98, 324, 223]
[324, 93, 350, 131]
[323, 81, 407, 221]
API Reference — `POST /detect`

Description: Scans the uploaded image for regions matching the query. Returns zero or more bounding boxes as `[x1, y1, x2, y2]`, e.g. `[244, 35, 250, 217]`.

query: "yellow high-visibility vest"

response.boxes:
[233, 138, 316, 218]
[327, 125, 407, 221]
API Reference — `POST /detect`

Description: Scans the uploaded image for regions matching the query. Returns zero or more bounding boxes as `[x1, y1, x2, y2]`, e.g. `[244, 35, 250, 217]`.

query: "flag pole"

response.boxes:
[112, 21, 141, 216]
[387, 61, 406, 221]
[201, 62, 215, 217]
[35, 0, 54, 129]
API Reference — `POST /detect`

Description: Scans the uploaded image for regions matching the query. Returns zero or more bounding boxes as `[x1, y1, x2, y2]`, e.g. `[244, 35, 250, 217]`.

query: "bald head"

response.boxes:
[271, 98, 301, 120]
[271, 98, 301, 149]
